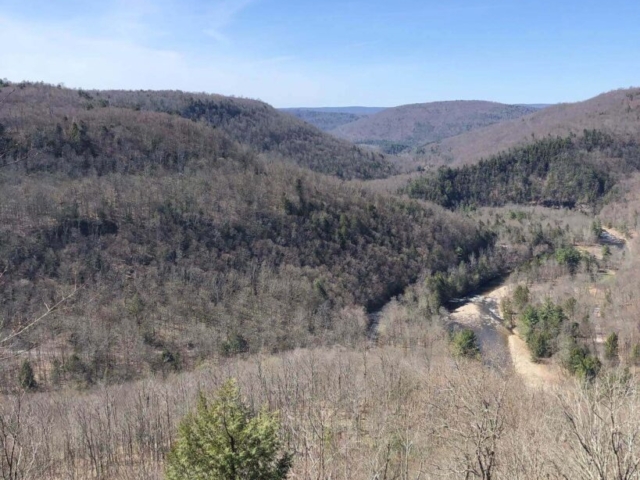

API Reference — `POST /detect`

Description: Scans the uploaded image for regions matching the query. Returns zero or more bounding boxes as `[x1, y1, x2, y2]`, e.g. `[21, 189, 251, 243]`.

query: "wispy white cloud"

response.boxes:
[0, 11, 326, 106]
[202, 0, 256, 43]
[105, 0, 162, 39]
[0, 1, 456, 107]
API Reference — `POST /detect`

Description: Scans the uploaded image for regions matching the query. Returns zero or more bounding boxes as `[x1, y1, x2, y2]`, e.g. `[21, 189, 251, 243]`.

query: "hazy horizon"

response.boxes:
[2, 0, 640, 107]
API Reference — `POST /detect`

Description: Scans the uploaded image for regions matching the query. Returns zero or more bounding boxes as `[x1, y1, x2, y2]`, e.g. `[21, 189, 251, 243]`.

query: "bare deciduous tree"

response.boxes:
[555, 375, 640, 480]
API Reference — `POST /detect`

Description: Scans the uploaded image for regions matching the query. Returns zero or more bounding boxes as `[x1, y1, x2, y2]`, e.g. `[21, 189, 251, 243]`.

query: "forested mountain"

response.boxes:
[280, 107, 386, 131]
[518, 103, 553, 109]
[0, 81, 493, 387]
[6, 81, 640, 480]
[280, 109, 364, 131]
[104, 90, 399, 179]
[406, 130, 640, 209]
[286, 106, 386, 115]
[331, 101, 537, 153]
[1, 82, 397, 179]
[418, 88, 640, 166]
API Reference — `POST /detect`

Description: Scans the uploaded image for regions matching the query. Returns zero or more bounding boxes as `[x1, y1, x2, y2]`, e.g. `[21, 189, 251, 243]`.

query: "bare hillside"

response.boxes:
[331, 100, 537, 152]
[0, 80, 492, 387]
[419, 88, 640, 166]
[0, 83, 397, 179]
[280, 109, 363, 131]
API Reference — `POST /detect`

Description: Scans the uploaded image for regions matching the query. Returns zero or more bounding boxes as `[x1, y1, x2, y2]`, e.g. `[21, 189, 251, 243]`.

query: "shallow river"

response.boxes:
[447, 282, 512, 369]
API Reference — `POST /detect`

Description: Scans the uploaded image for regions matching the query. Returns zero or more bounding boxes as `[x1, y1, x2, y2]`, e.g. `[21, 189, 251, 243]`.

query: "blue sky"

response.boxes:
[1, 0, 639, 107]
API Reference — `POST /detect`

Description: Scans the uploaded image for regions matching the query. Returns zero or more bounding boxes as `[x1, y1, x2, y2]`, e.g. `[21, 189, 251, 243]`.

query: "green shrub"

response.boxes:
[591, 219, 603, 240]
[563, 297, 577, 319]
[555, 246, 582, 275]
[19, 359, 37, 391]
[519, 300, 566, 361]
[500, 297, 515, 329]
[512, 285, 530, 310]
[604, 332, 619, 361]
[220, 333, 250, 357]
[631, 344, 640, 366]
[568, 346, 601, 381]
[528, 331, 552, 361]
[451, 329, 480, 359]
[165, 380, 292, 480]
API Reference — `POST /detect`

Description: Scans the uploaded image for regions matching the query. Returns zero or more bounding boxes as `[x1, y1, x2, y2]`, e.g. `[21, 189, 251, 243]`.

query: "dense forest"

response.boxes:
[332, 101, 537, 152]
[5, 80, 640, 480]
[280, 109, 364, 131]
[416, 87, 640, 166]
[405, 130, 640, 209]
[103, 89, 398, 179]
[0, 82, 494, 390]
[0, 82, 397, 180]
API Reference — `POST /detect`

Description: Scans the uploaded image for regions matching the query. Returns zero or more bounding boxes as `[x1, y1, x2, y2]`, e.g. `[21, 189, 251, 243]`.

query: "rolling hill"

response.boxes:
[285, 106, 386, 115]
[105, 90, 400, 179]
[0, 81, 493, 387]
[417, 88, 640, 166]
[406, 132, 635, 210]
[331, 100, 538, 153]
[280, 107, 386, 132]
[280, 109, 364, 131]
[0, 83, 397, 180]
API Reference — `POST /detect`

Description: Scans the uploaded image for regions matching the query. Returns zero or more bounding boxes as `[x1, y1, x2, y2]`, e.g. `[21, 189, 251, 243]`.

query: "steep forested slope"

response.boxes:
[332, 101, 537, 153]
[104, 89, 397, 179]
[0, 82, 397, 179]
[406, 130, 640, 209]
[0, 82, 492, 388]
[280, 109, 363, 131]
[417, 88, 640, 166]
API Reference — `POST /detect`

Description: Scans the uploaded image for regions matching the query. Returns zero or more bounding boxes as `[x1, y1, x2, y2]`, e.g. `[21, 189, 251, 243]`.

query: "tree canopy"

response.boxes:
[166, 380, 292, 480]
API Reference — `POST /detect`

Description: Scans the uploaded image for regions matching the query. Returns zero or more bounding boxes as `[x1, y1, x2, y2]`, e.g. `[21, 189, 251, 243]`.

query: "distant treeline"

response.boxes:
[0, 82, 493, 389]
[406, 130, 640, 209]
[0, 81, 397, 180]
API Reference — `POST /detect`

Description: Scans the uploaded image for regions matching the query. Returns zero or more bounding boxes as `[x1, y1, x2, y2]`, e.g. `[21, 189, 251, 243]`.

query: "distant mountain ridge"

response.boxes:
[93, 89, 399, 179]
[282, 106, 386, 115]
[0, 80, 491, 379]
[417, 88, 640, 166]
[517, 104, 553, 109]
[330, 100, 538, 153]
[280, 109, 364, 131]
[280, 107, 386, 131]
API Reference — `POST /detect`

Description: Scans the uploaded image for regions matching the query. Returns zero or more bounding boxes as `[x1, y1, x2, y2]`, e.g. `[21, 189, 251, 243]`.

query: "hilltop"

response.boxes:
[406, 131, 636, 210]
[0, 81, 492, 387]
[331, 100, 537, 153]
[4, 81, 640, 480]
[102, 91, 398, 179]
[280, 107, 386, 132]
[418, 88, 640, 166]
[280, 109, 363, 131]
[0, 82, 397, 180]
[294, 106, 386, 115]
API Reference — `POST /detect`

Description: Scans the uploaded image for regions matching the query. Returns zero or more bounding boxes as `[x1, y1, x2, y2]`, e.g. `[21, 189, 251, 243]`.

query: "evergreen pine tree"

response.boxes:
[165, 379, 292, 480]
[19, 359, 37, 391]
